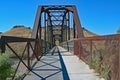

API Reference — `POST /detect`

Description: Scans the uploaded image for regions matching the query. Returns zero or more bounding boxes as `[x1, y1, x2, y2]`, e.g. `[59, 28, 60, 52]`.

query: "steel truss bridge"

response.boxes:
[0, 5, 120, 80]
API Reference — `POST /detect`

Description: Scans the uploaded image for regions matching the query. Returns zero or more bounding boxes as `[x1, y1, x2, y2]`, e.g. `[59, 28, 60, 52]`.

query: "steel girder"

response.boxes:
[32, 5, 84, 45]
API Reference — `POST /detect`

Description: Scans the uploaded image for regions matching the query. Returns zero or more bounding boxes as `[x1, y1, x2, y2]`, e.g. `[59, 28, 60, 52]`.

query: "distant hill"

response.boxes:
[83, 28, 98, 37]
[2, 26, 98, 38]
[2, 26, 32, 57]
[1, 26, 98, 57]
[2, 26, 32, 38]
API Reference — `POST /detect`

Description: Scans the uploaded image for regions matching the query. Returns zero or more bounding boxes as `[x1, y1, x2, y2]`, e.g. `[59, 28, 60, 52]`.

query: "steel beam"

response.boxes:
[32, 6, 42, 39]
[72, 6, 84, 38]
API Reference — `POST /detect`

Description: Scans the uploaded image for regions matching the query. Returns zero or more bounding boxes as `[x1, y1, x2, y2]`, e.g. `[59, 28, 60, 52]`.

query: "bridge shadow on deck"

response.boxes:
[24, 46, 70, 80]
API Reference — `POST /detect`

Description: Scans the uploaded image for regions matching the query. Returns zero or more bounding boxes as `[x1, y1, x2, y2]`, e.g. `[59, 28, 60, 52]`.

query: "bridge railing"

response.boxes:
[0, 36, 53, 79]
[74, 34, 120, 80]
[59, 40, 74, 53]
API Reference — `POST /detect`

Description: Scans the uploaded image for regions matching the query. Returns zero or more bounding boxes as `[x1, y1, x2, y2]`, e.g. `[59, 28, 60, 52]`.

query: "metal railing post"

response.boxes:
[27, 42, 31, 69]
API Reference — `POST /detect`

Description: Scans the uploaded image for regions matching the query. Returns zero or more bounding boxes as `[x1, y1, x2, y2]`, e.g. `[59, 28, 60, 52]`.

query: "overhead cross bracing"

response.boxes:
[0, 5, 120, 80]
[32, 5, 84, 45]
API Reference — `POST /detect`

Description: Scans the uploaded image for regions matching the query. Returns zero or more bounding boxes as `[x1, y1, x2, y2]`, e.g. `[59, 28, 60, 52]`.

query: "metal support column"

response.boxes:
[68, 12, 70, 40]
[44, 12, 47, 53]
[73, 17, 76, 38]
[65, 13, 67, 41]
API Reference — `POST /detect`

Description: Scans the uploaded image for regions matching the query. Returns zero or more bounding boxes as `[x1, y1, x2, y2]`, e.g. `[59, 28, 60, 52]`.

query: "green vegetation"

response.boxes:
[13, 25, 31, 29]
[14, 76, 23, 80]
[0, 53, 14, 80]
[90, 53, 101, 71]
[117, 27, 120, 34]
[100, 63, 111, 80]
[88, 50, 111, 80]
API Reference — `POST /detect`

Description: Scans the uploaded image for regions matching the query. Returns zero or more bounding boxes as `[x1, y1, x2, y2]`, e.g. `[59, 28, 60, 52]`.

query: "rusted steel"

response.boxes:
[27, 42, 30, 69]
[74, 40, 80, 55]
[31, 5, 84, 44]
[1, 5, 86, 79]
[0, 35, 51, 79]
[73, 19, 76, 38]
[118, 43, 120, 79]
[74, 34, 120, 80]
[0, 36, 36, 43]
[72, 6, 84, 38]
[1, 38, 52, 80]
[34, 40, 42, 58]
[90, 40, 92, 63]
[12, 43, 28, 80]
[0, 37, 5, 53]
[4, 5, 119, 80]
[32, 6, 42, 39]
[75, 34, 120, 41]
[68, 12, 70, 40]
[29, 41, 39, 60]
[0, 36, 36, 53]
[6, 43, 31, 70]
[65, 6, 84, 38]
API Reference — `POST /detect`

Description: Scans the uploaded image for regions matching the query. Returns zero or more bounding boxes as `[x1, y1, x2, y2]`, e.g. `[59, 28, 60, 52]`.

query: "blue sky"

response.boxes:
[0, 0, 120, 35]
